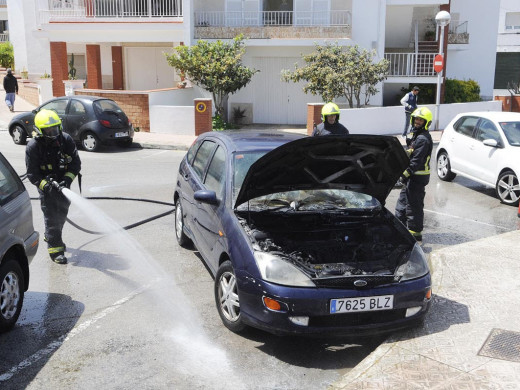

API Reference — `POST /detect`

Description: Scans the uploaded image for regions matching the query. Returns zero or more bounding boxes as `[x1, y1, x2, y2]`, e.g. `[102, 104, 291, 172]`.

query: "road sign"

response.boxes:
[434, 54, 444, 73]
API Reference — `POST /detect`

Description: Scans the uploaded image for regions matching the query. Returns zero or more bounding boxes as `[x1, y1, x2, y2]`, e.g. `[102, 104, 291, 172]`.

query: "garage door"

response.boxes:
[125, 47, 177, 90]
[252, 57, 310, 125]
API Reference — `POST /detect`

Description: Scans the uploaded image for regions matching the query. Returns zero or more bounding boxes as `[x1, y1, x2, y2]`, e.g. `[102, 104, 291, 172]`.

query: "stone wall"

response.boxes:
[17, 80, 40, 106]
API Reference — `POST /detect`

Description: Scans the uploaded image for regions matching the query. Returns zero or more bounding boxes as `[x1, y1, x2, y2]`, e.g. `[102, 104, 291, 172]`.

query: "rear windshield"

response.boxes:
[93, 99, 124, 116]
[499, 121, 520, 146]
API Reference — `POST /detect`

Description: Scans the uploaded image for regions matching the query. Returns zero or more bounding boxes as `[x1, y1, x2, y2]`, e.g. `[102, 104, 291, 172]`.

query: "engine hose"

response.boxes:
[30, 195, 175, 235]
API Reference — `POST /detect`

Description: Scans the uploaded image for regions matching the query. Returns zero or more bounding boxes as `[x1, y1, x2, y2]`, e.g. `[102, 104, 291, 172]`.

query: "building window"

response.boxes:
[505, 12, 520, 30]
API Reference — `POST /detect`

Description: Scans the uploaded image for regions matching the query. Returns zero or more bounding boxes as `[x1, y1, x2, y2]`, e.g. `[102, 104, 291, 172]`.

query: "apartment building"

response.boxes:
[7, 0, 500, 125]
[495, 0, 520, 92]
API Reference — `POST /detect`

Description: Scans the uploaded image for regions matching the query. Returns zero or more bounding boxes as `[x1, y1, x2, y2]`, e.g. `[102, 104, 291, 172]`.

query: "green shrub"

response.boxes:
[212, 115, 237, 131]
[0, 42, 14, 69]
[444, 79, 481, 103]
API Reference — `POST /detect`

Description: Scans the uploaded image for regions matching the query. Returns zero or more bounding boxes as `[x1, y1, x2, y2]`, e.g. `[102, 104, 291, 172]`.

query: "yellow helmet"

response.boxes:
[34, 109, 62, 139]
[410, 107, 433, 130]
[321, 102, 340, 122]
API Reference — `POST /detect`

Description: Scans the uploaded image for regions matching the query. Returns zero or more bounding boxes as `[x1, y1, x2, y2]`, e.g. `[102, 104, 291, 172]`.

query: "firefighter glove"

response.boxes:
[59, 176, 73, 190]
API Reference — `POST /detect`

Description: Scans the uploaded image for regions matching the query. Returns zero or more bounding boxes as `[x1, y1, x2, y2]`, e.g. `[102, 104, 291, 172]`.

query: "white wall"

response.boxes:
[497, 0, 520, 52]
[339, 101, 502, 134]
[447, 0, 500, 99]
[385, 6, 414, 48]
[149, 106, 195, 134]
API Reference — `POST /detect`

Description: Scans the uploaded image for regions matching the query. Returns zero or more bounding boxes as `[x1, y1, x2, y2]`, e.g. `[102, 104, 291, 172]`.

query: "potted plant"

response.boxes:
[424, 30, 436, 41]
[63, 53, 85, 95]
[20, 67, 29, 79]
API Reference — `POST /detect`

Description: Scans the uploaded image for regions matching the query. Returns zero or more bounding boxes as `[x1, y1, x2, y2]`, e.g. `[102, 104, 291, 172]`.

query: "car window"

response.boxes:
[192, 140, 216, 181]
[186, 138, 203, 165]
[68, 100, 86, 115]
[0, 153, 25, 207]
[204, 146, 226, 197]
[93, 99, 124, 115]
[453, 116, 479, 138]
[500, 121, 520, 146]
[476, 119, 501, 142]
[41, 99, 68, 116]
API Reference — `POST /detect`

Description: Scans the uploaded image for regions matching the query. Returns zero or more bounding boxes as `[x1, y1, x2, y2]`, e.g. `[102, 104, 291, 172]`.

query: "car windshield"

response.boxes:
[499, 121, 520, 146]
[233, 151, 269, 203]
[93, 99, 124, 116]
[236, 189, 380, 212]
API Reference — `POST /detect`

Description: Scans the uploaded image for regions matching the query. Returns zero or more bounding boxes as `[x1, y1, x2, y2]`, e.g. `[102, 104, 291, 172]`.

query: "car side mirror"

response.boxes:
[482, 139, 499, 148]
[194, 190, 219, 206]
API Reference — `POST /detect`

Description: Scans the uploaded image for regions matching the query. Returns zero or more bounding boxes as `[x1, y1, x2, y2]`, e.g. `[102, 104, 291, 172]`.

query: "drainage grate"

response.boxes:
[478, 328, 520, 362]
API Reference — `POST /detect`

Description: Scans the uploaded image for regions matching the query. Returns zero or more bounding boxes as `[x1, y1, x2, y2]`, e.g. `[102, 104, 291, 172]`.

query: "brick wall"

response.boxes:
[75, 90, 150, 132]
[50, 42, 68, 97]
[194, 98, 212, 135]
[307, 103, 324, 135]
[17, 80, 40, 106]
[86, 44, 102, 89]
[495, 95, 520, 112]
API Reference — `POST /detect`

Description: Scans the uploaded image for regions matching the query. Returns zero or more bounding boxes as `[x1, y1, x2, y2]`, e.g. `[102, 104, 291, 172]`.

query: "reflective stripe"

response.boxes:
[413, 156, 431, 175]
[64, 172, 76, 180]
[403, 170, 411, 178]
[47, 164, 53, 170]
[48, 246, 65, 254]
[39, 179, 48, 190]
[40, 165, 47, 170]
[409, 229, 422, 236]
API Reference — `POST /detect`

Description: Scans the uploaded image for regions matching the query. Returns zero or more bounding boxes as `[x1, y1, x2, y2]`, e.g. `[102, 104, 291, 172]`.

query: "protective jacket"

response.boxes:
[403, 129, 433, 178]
[312, 121, 349, 136]
[3, 73, 18, 94]
[25, 133, 81, 260]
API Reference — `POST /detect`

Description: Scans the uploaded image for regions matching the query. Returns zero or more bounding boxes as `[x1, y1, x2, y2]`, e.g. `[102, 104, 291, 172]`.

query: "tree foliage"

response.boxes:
[0, 42, 14, 69]
[400, 79, 481, 105]
[281, 43, 389, 108]
[165, 35, 258, 120]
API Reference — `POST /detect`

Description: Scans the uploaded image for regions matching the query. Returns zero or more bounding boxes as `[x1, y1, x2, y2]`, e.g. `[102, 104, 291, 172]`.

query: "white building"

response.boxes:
[495, 0, 520, 93]
[6, 0, 501, 126]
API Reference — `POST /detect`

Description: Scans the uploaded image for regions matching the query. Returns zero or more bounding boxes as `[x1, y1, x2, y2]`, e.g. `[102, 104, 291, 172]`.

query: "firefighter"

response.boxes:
[312, 102, 349, 136]
[26, 109, 81, 264]
[394, 107, 433, 242]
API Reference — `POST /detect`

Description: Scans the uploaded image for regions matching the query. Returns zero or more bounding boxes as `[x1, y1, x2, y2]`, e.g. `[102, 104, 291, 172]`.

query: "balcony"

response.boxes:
[0, 33, 8, 42]
[385, 52, 437, 77]
[448, 21, 469, 44]
[38, 0, 182, 24]
[194, 10, 351, 40]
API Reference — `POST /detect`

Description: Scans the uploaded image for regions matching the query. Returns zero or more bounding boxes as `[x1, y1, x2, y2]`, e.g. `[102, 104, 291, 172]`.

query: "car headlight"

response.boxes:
[396, 243, 429, 281]
[254, 252, 315, 287]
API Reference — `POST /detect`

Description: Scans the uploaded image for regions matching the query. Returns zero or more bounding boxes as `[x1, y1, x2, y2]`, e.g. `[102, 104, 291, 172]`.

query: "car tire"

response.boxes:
[81, 131, 100, 152]
[215, 260, 246, 333]
[0, 259, 25, 333]
[174, 198, 191, 247]
[11, 125, 27, 145]
[496, 170, 520, 206]
[436, 151, 456, 182]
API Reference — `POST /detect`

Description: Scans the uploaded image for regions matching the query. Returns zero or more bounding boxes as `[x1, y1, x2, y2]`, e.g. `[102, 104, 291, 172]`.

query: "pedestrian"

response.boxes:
[312, 102, 349, 136]
[400, 86, 420, 137]
[394, 107, 433, 242]
[26, 109, 81, 264]
[3, 68, 18, 112]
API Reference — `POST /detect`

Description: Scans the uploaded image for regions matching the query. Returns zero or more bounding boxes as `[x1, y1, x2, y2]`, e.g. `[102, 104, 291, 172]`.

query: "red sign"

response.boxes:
[434, 54, 444, 73]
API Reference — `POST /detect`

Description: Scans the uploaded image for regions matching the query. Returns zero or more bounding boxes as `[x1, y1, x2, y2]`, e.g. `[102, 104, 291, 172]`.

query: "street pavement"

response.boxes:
[1, 93, 520, 390]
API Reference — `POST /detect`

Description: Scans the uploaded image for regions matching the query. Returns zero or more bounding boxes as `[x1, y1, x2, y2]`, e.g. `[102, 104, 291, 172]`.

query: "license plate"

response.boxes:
[115, 131, 129, 138]
[330, 295, 394, 314]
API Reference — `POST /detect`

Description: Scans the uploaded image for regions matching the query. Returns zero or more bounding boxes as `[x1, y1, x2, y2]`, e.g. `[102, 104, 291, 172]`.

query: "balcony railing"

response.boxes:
[385, 53, 436, 77]
[194, 10, 351, 27]
[0, 33, 8, 42]
[448, 21, 469, 44]
[39, 0, 182, 23]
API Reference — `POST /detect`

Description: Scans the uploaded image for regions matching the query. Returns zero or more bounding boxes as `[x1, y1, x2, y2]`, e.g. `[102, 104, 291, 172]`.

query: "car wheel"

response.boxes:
[496, 170, 520, 206]
[0, 259, 25, 333]
[436, 151, 456, 181]
[81, 132, 100, 152]
[174, 198, 191, 247]
[11, 125, 27, 145]
[215, 260, 246, 333]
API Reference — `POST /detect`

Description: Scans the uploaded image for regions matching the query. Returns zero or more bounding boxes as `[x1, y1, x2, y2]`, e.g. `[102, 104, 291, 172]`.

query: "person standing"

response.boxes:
[312, 102, 349, 136]
[394, 107, 433, 242]
[400, 86, 420, 137]
[3, 68, 18, 112]
[26, 110, 81, 264]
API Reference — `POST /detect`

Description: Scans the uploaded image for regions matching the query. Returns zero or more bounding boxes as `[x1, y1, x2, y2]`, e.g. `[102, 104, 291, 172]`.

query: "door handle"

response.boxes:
[183, 173, 189, 180]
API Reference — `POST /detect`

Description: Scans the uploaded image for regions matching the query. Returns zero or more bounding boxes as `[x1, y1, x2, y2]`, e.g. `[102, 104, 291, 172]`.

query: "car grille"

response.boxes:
[310, 309, 406, 327]
[312, 275, 396, 289]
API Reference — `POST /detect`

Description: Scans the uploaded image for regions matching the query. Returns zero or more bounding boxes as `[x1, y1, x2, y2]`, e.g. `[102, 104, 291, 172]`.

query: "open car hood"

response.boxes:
[235, 135, 409, 208]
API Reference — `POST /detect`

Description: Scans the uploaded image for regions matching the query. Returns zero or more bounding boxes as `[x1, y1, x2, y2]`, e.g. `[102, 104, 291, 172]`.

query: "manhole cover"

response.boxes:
[478, 328, 520, 362]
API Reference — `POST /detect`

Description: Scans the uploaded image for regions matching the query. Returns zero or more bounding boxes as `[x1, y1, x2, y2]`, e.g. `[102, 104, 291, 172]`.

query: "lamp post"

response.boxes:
[434, 10, 450, 130]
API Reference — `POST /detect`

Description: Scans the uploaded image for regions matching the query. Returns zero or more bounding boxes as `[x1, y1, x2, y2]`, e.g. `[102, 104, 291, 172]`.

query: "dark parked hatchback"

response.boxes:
[8, 96, 134, 152]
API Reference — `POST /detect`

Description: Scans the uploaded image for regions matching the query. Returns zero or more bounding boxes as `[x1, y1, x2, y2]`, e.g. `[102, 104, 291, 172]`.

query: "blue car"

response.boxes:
[174, 130, 432, 336]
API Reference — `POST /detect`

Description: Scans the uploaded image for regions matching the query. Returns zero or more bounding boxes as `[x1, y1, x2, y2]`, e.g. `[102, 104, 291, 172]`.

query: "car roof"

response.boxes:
[53, 95, 114, 103]
[197, 130, 307, 153]
[455, 111, 520, 121]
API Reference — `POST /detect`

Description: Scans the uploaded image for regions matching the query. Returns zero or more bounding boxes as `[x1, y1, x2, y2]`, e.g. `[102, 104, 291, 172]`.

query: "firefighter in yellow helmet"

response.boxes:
[312, 102, 349, 136]
[25, 109, 81, 264]
[394, 107, 433, 242]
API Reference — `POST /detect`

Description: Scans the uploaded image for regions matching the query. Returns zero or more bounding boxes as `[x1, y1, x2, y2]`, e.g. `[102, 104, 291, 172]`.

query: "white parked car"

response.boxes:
[436, 111, 520, 206]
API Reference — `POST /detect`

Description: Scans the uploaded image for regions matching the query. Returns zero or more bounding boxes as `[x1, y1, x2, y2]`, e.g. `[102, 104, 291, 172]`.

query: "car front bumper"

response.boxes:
[237, 270, 432, 337]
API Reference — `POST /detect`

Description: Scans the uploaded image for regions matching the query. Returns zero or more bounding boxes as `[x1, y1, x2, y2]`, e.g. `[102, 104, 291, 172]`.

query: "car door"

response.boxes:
[38, 98, 70, 129]
[191, 144, 227, 272]
[468, 118, 503, 185]
[446, 115, 480, 174]
[63, 99, 88, 141]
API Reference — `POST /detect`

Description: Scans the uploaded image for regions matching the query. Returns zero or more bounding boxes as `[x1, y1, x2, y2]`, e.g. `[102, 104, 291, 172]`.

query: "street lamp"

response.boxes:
[434, 10, 450, 130]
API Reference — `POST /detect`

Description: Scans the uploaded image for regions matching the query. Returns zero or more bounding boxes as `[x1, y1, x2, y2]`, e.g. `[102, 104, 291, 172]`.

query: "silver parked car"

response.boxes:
[0, 152, 39, 332]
